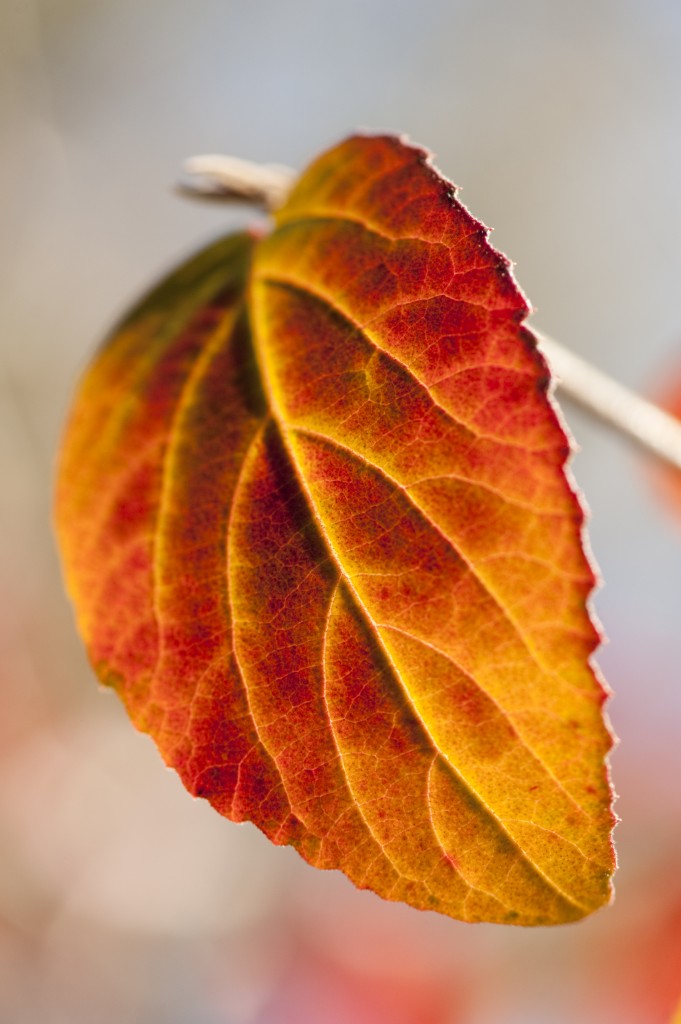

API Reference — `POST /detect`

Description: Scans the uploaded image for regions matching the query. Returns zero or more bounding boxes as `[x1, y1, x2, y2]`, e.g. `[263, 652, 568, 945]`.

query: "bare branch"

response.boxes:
[537, 333, 681, 472]
[179, 155, 296, 212]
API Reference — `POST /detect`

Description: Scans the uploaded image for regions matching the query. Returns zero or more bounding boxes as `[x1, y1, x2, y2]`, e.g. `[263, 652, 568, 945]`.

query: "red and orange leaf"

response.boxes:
[55, 134, 615, 925]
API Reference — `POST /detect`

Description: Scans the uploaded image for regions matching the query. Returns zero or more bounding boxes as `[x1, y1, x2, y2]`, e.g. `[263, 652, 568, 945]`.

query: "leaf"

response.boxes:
[55, 134, 615, 925]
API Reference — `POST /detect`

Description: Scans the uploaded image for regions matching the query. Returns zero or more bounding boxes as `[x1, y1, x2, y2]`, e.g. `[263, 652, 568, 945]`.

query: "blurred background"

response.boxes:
[2, 1, 681, 1021]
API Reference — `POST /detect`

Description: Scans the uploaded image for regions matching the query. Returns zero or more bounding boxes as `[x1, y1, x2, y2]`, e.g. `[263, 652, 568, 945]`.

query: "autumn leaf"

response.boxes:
[55, 134, 615, 925]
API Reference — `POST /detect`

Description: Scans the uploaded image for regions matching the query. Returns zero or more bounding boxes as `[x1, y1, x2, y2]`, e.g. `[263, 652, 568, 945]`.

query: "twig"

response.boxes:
[537, 334, 681, 472]
[179, 155, 296, 212]
[179, 154, 681, 475]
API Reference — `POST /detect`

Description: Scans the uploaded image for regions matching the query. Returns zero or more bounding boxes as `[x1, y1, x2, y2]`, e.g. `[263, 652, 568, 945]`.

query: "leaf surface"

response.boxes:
[56, 134, 615, 924]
